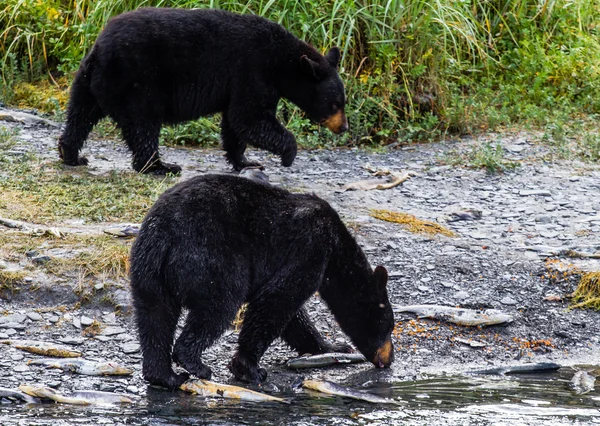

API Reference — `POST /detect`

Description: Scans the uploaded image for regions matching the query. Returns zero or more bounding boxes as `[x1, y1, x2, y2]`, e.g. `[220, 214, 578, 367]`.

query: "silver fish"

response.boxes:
[180, 379, 287, 403]
[302, 379, 398, 404]
[19, 385, 134, 405]
[393, 304, 514, 326]
[287, 353, 367, 369]
[19, 384, 90, 405]
[0, 387, 39, 403]
[471, 362, 562, 375]
[571, 371, 596, 395]
[28, 358, 132, 376]
[1, 340, 82, 357]
[71, 390, 135, 404]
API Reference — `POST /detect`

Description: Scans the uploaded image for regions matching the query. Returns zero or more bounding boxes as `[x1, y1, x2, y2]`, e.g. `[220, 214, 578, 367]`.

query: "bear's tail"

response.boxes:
[58, 47, 105, 165]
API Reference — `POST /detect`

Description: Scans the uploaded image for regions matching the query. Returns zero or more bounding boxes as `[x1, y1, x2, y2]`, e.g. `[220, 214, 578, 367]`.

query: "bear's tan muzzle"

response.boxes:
[322, 110, 348, 134]
[372, 338, 393, 368]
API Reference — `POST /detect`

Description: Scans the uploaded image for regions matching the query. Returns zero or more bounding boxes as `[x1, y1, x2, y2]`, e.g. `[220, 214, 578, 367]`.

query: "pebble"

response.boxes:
[80, 316, 95, 326]
[13, 364, 29, 373]
[500, 296, 517, 305]
[122, 342, 140, 354]
[26, 312, 43, 321]
[519, 190, 552, 197]
[126, 386, 139, 394]
[103, 326, 127, 336]
[48, 315, 60, 323]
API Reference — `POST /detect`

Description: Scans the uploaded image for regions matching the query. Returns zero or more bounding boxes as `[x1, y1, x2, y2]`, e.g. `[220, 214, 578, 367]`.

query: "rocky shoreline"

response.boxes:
[0, 114, 599, 412]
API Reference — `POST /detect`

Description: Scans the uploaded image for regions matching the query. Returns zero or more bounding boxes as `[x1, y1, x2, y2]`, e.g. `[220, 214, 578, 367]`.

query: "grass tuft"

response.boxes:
[570, 272, 600, 311]
[370, 209, 456, 237]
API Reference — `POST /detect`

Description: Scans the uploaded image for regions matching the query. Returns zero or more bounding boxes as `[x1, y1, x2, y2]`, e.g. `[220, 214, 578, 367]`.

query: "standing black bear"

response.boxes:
[59, 8, 348, 175]
[130, 174, 394, 388]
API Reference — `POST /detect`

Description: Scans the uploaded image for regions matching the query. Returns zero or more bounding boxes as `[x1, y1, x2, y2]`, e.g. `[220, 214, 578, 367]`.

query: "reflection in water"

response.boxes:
[1, 367, 598, 425]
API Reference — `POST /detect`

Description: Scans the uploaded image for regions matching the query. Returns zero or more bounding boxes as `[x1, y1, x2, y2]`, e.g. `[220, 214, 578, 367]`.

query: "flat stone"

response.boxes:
[519, 190, 551, 197]
[48, 315, 59, 323]
[0, 322, 26, 330]
[13, 364, 29, 373]
[500, 296, 517, 305]
[58, 337, 86, 345]
[122, 343, 140, 354]
[80, 316, 95, 326]
[26, 312, 43, 321]
[102, 326, 127, 336]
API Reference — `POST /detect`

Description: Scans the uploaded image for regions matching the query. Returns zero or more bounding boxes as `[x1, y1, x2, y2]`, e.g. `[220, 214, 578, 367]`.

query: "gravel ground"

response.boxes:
[0, 112, 599, 403]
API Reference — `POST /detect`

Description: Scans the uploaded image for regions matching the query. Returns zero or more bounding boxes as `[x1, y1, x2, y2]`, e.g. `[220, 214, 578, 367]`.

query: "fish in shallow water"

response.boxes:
[393, 304, 514, 326]
[1, 340, 82, 357]
[302, 379, 398, 404]
[180, 380, 287, 403]
[18, 385, 134, 405]
[70, 390, 135, 404]
[0, 387, 39, 403]
[28, 358, 132, 376]
[470, 362, 562, 375]
[570, 371, 596, 395]
[286, 353, 367, 369]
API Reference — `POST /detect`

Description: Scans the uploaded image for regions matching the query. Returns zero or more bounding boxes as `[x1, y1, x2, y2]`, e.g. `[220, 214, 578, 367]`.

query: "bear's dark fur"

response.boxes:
[59, 8, 348, 174]
[129, 174, 394, 388]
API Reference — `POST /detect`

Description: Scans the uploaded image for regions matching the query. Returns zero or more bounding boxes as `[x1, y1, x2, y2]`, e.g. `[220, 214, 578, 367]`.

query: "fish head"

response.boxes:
[346, 266, 395, 368]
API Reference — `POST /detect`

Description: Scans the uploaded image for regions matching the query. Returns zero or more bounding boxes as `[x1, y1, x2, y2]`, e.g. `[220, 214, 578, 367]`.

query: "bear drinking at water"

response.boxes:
[129, 174, 394, 388]
[59, 8, 348, 174]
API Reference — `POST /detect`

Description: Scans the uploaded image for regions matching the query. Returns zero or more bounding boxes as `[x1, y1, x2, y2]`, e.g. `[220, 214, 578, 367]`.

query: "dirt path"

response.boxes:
[0, 115, 599, 400]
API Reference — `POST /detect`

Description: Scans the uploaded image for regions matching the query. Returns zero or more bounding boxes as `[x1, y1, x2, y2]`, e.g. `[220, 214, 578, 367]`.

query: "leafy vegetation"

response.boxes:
[1, 0, 599, 149]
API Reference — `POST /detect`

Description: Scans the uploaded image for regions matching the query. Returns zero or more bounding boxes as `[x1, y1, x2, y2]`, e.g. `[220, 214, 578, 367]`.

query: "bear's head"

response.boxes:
[286, 47, 348, 134]
[351, 265, 395, 368]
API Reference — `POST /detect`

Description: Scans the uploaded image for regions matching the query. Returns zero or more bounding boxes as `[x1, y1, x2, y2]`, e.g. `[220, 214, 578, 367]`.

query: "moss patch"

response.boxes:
[570, 272, 600, 310]
[370, 209, 457, 237]
[11, 78, 70, 115]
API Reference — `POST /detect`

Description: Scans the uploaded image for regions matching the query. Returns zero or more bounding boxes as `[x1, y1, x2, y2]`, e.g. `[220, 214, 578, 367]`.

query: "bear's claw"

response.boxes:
[144, 370, 190, 389]
[230, 354, 268, 384]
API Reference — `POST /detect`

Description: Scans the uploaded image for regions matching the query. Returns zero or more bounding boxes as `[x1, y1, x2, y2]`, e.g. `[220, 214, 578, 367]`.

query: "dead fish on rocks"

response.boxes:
[28, 358, 133, 376]
[286, 352, 367, 369]
[19, 385, 90, 405]
[19, 385, 134, 405]
[180, 379, 288, 403]
[570, 371, 596, 395]
[103, 225, 140, 238]
[470, 362, 562, 376]
[302, 379, 398, 404]
[0, 387, 40, 404]
[393, 304, 514, 327]
[1, 340, 82, 357]
[339, 171, 416, 192]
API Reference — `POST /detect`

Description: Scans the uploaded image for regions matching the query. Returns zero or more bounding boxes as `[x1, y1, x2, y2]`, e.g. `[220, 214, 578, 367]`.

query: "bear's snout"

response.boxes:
[372, 338, 394, 368]
[322, 110, 348, 134]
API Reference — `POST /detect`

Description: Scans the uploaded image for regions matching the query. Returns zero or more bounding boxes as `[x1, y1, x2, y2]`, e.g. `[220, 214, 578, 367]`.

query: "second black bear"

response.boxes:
[129, 174, 394, 388]
[59, 8, 348, 174]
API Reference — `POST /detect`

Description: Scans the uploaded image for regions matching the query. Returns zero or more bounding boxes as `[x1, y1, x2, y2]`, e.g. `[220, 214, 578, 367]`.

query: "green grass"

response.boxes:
[1, 0, 599, 149]
[0, 155, 177, 223]
[444, 141, 520, 174]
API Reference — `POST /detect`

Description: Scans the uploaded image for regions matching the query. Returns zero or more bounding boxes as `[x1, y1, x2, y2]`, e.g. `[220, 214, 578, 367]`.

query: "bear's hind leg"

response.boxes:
[172, 304, 238, 380]
[119, 120, 182, 175]
[282, 307, 353, 355]
[221, 115, 263, 171]
[58, 75, 105, 166]
[132, 286, 188, 389]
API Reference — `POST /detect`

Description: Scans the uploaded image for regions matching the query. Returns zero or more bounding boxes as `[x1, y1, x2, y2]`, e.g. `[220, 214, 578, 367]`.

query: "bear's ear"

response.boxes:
[373, 265, 388, 294]
[326, 47, 341, 68]
[301, 55, 323, 80]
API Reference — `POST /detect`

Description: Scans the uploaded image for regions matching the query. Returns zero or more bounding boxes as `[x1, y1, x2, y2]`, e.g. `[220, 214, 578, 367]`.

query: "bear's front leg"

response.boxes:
[282, 307, 353, 355]
[225, 108, 297, 170]
[221, 115, 264, 171]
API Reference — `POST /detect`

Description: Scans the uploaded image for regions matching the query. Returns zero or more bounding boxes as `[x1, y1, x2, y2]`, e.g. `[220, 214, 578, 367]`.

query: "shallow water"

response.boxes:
[2, 367, 599, 425]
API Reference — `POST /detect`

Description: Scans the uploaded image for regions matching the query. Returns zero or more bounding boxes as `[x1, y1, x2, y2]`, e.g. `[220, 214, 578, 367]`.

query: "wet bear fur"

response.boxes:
[58, 7, 348, 174]
[129, 174, 394, 388]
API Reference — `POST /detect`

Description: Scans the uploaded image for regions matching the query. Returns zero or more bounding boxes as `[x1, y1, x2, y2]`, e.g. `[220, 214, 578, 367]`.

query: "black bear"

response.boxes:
[129, 174, 394, 388]
[59, 8, 348, 175]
